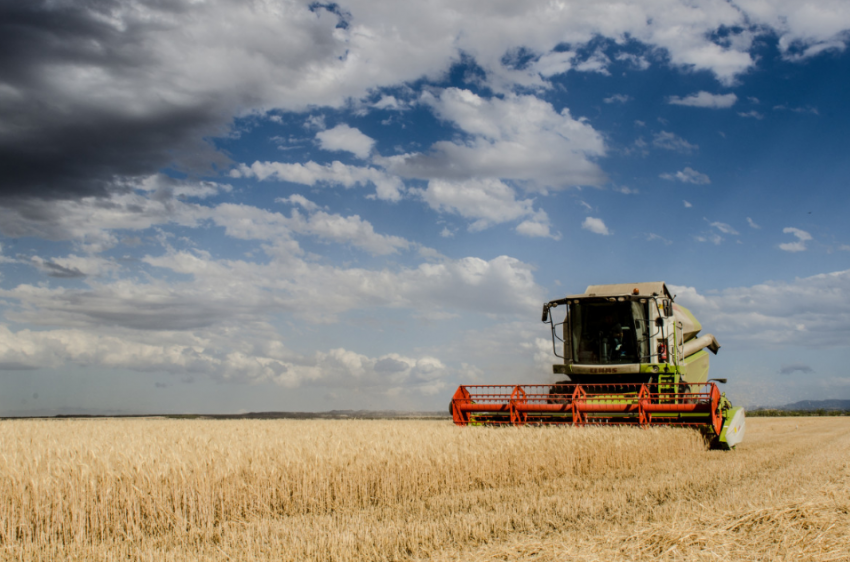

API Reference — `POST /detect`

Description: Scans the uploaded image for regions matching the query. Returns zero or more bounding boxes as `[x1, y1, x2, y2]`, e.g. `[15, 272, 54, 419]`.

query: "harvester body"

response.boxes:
[450, 282, 745, 449]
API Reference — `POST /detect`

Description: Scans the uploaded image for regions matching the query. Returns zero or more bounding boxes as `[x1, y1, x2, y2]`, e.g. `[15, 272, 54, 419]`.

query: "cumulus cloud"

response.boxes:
[532, 50, 576, 77]
[660, 167, 711, 184]
[780, 227, 813, 252]
[234, 160, 404, 201]
[668, 91, 738, 108]
[0, 324, 449, 392]
[277, 194, 322, 212]
[582, 217, 610, 235]
[383, 88, 607, 190]
[516, 217, 559, 239]
[418, 179, 534, 231]
[315, 124, 376, 159]
[3, 248, 543, 331]
[3, 0, 849, 205]
[0, 175, 218, 252]
[0, 179, 410, 257]
[616, 52, 651, 70]
[209, 203, 411, 256]
[417, 178, 554, 238]
[670, 269, 850, 348]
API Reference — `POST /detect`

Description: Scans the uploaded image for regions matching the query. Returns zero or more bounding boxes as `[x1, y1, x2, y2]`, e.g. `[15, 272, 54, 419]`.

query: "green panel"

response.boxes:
[682, 349, 710, 384]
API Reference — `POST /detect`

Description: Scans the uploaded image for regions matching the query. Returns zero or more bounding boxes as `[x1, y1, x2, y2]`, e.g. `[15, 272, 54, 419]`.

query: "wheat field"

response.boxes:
[0, 417, 847, 561]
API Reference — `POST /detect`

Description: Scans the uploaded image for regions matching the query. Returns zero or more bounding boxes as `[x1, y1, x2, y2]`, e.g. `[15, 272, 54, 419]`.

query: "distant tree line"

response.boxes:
[747, 409, 850, 417]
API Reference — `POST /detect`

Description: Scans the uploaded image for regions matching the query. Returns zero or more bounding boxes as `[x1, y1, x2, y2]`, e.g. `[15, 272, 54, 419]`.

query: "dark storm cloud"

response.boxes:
[0, 0, 231, 202]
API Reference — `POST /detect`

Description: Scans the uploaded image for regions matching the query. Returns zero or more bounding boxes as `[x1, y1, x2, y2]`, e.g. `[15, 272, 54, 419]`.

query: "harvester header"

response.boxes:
[451, 282, 745, 449]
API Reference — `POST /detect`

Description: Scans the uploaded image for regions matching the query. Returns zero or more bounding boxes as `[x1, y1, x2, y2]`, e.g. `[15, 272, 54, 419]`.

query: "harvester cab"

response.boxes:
[451, 282, 745, 450]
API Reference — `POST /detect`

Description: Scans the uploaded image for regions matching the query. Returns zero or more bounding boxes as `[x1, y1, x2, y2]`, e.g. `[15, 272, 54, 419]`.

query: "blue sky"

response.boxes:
[2, 0, 850, 415]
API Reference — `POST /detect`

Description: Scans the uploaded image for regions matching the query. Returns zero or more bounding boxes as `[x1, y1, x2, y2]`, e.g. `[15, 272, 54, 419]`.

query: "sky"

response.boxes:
[2, 0, 850, 415]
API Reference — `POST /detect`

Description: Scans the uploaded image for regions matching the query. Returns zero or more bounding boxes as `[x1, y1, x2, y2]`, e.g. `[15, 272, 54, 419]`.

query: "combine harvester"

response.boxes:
[450, 282, 745, 449]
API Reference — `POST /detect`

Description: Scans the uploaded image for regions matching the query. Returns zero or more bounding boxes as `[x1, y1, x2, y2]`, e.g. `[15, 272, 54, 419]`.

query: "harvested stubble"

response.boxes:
[0, 417, 848, 561]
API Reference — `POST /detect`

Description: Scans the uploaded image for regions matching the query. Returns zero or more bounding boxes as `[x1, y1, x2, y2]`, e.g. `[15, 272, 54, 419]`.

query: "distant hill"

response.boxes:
[778, 399, 850, 411]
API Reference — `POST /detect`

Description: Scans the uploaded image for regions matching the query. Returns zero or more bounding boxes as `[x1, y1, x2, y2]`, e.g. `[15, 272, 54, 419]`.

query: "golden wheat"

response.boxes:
[0, 417, 847, 561]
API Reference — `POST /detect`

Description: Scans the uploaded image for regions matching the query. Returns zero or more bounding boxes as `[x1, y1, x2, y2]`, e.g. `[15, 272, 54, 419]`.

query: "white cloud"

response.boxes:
[9, 0, 850, 205]
[616, 52, 651, 70]
[773, 104, 820, 115]
[684, 200, 693, 208]
[738, 110, 764, 119]
[603, 94, 631, 104]
[660, 167, 711, 184]
[532, 50, 576, 77]
[417, 179, 533, 231]
[710, 221, 739, 235]
[652, 131, 698, 153]
[383, 88, 607, 190]
[3, 251, 543, 333]
[0, 323, 448, 392]
[582, 217, 610, 235]
[696, 233, 723, 245]
[0, 181, 410, 258]
[670, 268, 850, 348]
[415, 178, 559, 239]
[735, 0, 850, 62]
[780, 227, 813, 252]
[234, 160, 404, 201]
[516, 214, 560, 240]
[0, 176, 216, 252]
[372, 95, 407, 110]
[613, 185, 638, 194]
[668, 91, 738, 108]
[209, 203, 410, 256]
[574, 49, 611, 74]
[747, 217, 761, 229]
[647, 233, 672, 245]
[315, 124, 376, 159]
[293, 210, 411, 255]
[277, 194, 321, 212]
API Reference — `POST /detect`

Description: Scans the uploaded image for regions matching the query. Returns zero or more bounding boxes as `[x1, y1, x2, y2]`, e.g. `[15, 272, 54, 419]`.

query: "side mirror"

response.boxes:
[541, 304, 549, 322]
[664, 300, 673, 317]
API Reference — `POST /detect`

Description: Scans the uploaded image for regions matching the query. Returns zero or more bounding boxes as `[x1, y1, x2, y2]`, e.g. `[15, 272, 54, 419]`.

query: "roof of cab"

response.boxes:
[564, 282, 672, 300]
